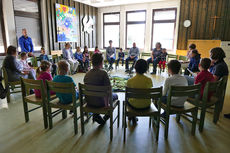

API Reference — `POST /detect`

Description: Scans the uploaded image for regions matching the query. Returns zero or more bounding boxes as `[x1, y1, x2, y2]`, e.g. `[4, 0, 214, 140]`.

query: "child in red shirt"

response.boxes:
[195, 58, 215, 99]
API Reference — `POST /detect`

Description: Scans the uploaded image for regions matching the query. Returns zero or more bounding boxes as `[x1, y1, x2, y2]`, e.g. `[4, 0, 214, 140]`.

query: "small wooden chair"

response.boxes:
[78, 83, 120, 141]
[123, 87, 162, 142]
[161, 84, 201, 139]
[52, 54, 59, 63]
[167, 54, 178, 62]
[218, 76, 228, 112]
[2, 67, 21, 103]
[187, 80, 222, 132]
[20, 78, 48, 129]
[46, 81, 80, 135]
[27, 57, 38, 67]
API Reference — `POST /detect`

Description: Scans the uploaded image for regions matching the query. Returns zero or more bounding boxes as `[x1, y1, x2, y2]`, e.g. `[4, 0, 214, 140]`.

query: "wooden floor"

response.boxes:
[1, 68, 230, 153]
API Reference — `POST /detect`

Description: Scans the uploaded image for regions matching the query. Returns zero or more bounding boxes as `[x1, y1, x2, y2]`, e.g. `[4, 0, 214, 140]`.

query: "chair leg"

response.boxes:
[122, 102, 125, 128]
[62, 110, 67, 119]
[23, 101, 29, 122]
[176, 114, 181, 123]
[149, 117, 152, 128]
[47, 105, 53, 129]
[156, 114, 160, 142]
[42, 104, 48, 129]
[6, 88, 10, 103]
[123, 112, 127, 143]
[199, 108, 206, 132]
[164, 114, 170, 139]
[73, 108, 78, 135]
[110, 112, 113, 141]
[80, 109, 85, 135]
[117, 101, 120, 128]
[213, 103, 220, 124]
[191, 109, 198, 136]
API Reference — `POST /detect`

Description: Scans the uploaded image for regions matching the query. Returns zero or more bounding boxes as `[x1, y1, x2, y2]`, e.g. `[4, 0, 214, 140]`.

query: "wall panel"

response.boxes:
[46, 0, 97, 52]
[177, 0, 230, 50]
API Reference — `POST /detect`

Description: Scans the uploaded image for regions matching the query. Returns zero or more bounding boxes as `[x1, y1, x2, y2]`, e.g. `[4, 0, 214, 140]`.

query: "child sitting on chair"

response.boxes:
[158, 48, 168, 72]
[39, 47, 57, 76]
[34, 61, 55, 98]
[83, 46, 90, 71]
[185, 49, 201, 75]
[162, 60, 188, 108]
[194, 58, 215, 99]
[53, 60, 79, 104]
[127, 59, 153, 124]
[116, 48, 125, 67]
[94, 46, 100, 54]
[18, 52, 36, 80]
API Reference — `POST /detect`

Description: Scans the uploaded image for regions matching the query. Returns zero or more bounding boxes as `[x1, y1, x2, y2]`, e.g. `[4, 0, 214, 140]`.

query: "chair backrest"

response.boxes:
[141, 52, 151, 60]
[20, 78, 46, 100]
[167, 84, 201, 106]
[202, 80, 222, 104]
[125, 87, 162, 100]
[2, 67, 8, 85]
[46, 81, 77, 106]
[52, 54, 59, 63]
[167, 54, 178, 62]
[27, 57, 37, 67]
[179, 55, 187, 61]
[78, 83, 113, 107]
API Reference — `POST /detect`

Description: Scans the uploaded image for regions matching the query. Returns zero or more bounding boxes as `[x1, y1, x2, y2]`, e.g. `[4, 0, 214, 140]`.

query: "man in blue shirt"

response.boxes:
[125, 42, 139, 72]
[19, 29, 34, 55]
[106, 40, 116, 70]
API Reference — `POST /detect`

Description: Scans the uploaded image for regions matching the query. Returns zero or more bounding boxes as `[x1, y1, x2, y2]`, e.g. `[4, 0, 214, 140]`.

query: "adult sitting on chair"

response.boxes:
[84, 53, 118, 125]
[127, 59, 153, 124]
[106, 40, 116, 70]
[147, 42, 162, 74]
[62, 43, 79, 75]
[125, 42, 140, 72]
[2, 46, 34, 82]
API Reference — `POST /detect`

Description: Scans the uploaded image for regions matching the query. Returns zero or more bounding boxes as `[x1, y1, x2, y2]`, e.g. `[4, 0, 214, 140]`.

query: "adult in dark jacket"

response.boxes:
[2, 46, 33, 82]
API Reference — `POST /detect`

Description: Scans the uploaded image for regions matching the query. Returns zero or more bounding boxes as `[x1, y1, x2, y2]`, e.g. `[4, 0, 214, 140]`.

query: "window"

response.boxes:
[13, 0, 42, 52]
[152, 8, 177, 50]
[126, 10, 146, 49]
[103, 13, 120, 48]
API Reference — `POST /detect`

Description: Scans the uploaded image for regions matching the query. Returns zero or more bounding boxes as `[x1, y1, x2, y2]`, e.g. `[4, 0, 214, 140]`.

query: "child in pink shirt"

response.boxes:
[94, 46, 100, 54]
[34, 61, 55, 98]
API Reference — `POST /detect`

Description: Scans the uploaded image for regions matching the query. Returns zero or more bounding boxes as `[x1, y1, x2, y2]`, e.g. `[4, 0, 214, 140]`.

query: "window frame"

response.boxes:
[151, 8, 177, 51]
[103, 12, 120, 49]
[0, 0, 7, 56]
[126, 10, 146, 49]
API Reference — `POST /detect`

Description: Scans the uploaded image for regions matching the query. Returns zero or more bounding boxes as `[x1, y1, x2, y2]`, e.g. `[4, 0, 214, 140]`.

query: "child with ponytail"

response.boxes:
[34, 61, 55, 98]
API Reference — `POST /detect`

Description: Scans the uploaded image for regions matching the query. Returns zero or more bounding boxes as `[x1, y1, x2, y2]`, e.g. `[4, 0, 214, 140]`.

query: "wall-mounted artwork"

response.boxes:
[56, 3, 78, 42]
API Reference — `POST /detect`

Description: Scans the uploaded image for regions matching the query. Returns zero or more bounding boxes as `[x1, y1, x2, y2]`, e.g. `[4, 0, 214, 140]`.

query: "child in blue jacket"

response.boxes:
[185, 49, 201, 75]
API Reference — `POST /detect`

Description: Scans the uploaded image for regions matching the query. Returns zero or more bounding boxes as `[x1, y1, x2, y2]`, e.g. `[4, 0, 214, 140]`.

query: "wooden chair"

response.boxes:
[167, 54, 178, 62]
[78, 83, 120, 141]
[187, 80, 222, 132]
[46, 81, 80, 135]
[2, 67, 21, 103]
[123, 87, 162, 142]
[27, 57, 38, 67]
[20, 78, 48, 129]
[179, 55, 187, 61]
[52, 54, 59, 63]
[161, 84, 201, 139]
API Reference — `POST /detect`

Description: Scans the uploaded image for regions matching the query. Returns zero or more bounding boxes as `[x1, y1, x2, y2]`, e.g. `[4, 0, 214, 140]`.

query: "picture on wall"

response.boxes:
[56, 3, 78, 42]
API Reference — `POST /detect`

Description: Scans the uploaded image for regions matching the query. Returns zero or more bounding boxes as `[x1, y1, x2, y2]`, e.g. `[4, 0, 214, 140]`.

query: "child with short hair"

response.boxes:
[158, 48, 168, 72]
[94, 46, 100, 54]
[195, 58, 215, 99]
[34, 61, 55, 98]
[18, 52, 36, 80]
[39, 47, 57, 76]
[53, 60, 79, 104]
[163, 60, 188, 107]
[185, 49, 201, 75]
[116, 48, 125, 67]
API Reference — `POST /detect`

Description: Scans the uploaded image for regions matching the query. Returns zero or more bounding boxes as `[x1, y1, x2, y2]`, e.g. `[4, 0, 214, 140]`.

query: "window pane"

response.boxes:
[13, 0, 39, 13]
[154, 10, 176, 21]
[152, 23, 175, 49]
[104, 25, 120, 48]
[0, 16, 4, 53]
[104, 14, 120, 23]
[127, 12, 146, 22]
[127, 24, 145, 49]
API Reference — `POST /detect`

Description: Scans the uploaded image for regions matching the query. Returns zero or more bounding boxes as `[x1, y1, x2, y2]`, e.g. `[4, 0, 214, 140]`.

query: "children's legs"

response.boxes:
[116, 58, 120, 66]
[163, 61, 166, 69]
[158, 61, 162, 69]
[122, 59, 124, 66]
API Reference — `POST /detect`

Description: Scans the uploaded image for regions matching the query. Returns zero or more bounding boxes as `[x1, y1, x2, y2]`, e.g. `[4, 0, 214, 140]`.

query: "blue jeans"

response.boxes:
[147, 57, 160, 72]
[184, 75, 195, 85]
[116, 58, 124, 66]
[107, 57, 115, 68]
[125, 56, 138, 70]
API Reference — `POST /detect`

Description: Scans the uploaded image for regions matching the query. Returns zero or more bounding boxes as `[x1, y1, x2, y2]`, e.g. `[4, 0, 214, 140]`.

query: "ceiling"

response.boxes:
[74, 0, 166, 8]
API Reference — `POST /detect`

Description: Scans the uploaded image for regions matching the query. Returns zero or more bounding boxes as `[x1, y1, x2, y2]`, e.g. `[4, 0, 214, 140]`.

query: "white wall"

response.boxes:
[97, 0, 180, 53]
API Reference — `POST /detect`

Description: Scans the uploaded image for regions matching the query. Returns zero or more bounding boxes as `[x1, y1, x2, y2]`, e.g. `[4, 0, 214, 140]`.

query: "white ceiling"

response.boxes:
[74, 0, 166, 8]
